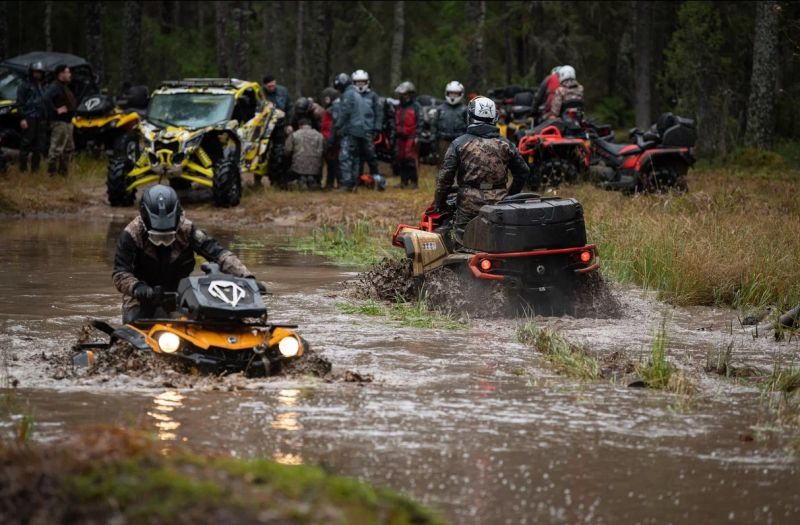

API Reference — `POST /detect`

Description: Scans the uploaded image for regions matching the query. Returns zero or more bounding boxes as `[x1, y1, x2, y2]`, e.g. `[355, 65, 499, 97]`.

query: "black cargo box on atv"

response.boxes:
[656, 113, 696, 148]
[177, 267, 265, 321]
[462, 195, 587, 253]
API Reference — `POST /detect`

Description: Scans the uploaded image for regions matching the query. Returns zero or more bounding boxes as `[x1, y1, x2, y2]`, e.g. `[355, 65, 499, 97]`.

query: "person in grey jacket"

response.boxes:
[432, 80, 468, 160]
[263, 74, 293, 125]
[332, 73, 374, 191]
[353, 69, 382, 179]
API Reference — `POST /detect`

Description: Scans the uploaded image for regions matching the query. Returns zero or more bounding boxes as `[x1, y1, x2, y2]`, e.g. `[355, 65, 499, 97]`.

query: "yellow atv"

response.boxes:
[75, 263, 308, 377]
[107, 78, 284, 208]
[73, 86, 149, 161]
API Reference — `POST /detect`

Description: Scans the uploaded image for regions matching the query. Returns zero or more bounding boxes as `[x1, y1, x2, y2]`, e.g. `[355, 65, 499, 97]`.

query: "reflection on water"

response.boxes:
[148, 390, 185, 443]
[271, 388, 303, 464]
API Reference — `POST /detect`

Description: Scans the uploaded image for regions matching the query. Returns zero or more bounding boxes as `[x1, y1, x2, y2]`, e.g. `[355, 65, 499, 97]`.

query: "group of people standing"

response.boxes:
[262, 70, 473, 193]
[16, 62, 77, 176]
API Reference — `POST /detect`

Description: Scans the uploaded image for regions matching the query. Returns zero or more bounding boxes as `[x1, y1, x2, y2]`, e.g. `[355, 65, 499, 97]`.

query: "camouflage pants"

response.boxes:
[338, 135, 370, 189]
[48, 121, 74, 175]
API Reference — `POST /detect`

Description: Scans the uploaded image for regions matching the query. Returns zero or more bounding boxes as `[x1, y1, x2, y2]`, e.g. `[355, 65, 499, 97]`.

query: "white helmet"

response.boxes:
[352, 69, 370, 93]
[558, 65, 576, 83]
[467, 96, 498, 125]
[444, 80, 464, 105]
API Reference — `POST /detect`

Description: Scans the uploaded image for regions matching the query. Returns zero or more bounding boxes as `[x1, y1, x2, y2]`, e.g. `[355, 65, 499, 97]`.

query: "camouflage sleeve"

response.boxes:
[434, 141, 460, 208]
[190, 226, 253, 278]
[334, 91, 351, 132]
[549, 88, 563, 119]
[284, 133, 295, 156]
[507, 143, 531, 196]
[112, 230, 141, 296]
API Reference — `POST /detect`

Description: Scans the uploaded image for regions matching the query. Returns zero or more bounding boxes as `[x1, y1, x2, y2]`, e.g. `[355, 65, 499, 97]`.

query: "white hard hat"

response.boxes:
[558, 65, 576, 83]
[444, 80, 464, 105]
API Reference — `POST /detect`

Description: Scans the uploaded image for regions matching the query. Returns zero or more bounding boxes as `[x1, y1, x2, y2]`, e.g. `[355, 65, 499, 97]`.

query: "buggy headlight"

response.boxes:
[278, 336, 300, 357]
[157, 332, 181, 354]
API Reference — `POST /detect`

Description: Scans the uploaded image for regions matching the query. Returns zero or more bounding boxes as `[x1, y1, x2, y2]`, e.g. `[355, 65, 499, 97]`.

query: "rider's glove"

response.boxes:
[133, 283, 161, 303]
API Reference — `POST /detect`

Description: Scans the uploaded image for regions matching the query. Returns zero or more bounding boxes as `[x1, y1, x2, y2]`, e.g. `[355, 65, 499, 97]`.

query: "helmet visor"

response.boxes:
[148, 230, 177, 247]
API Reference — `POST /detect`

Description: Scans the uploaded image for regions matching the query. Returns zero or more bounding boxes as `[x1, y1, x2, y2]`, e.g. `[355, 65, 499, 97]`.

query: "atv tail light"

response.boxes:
[157, 332, 181, 353]
[278, 336, 301, 357]
[580, 251, 593, 264]
[479, 259, 493, 271]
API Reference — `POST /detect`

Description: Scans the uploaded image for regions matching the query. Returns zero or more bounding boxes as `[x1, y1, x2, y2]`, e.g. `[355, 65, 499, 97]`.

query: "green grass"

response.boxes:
[761, 363, 800, 396]
[517, 319, 600, 380]
[570, 151, 800, 309]
[637, 320, 674, 389]
[2, 426, 445, 525]
[337, 298, 466, 330]
[290, 220, 398, 268]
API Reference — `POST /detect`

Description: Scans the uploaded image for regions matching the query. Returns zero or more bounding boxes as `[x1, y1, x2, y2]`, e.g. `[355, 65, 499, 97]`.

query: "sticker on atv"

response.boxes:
[208, 280, 247, 307]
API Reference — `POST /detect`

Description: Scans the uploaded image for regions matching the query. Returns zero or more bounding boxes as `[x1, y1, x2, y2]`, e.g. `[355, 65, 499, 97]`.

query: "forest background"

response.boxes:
[1, 0, 798, 156]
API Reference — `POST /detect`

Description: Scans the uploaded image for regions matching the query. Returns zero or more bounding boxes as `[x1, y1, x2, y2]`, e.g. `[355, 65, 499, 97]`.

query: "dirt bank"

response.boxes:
[0, 426, 443, 525]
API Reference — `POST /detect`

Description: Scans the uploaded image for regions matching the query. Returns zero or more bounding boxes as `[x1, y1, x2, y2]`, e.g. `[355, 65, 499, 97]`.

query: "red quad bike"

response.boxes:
[392, 192, 600, 310]
[518, 119, 590, 191]
[590, 113, 696, 193]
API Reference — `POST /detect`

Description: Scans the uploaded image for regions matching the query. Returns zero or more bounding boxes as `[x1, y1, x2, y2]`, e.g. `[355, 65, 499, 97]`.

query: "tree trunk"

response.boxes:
[215, 1, 230, 77]
[745, 1, 780, 149]
[307, 3, 330, 96]
[121, 1, 143, 85]
[295, 0, 305, 96]
[44, 1, 53, 52]
[159, 2, 174, 84]
[264, 1, 287, 80]
[633, 0, 652, 129]
[466, 0, 486, 93]
[0, 2, 10, 61]
[390, 1, 405, 89]
[504, 3, 513, 85]
[85, 2, 105, 84]
[233, 1, 251, 79]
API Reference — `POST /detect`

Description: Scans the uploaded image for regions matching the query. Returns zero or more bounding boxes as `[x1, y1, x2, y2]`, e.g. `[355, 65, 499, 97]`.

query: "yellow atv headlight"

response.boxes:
[157, 332, 181, 353]
[278, 336, 300, 357]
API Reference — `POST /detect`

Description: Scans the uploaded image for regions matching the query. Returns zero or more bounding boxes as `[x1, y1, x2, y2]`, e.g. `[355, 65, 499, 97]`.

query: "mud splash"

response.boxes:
[355, 258, 621, 319]
[40, 321, 357, 390]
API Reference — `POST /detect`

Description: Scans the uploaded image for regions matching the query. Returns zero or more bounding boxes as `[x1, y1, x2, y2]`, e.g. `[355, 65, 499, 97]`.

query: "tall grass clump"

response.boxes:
[290, 219, 398, 267]
[636, 319, 695, 395]
[570, 163, 800, 308]
[517, 319, 600, 380]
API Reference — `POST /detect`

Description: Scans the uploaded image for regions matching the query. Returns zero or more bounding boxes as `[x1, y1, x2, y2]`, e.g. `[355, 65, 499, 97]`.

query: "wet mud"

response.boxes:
[2, 219, 800, 525]
[356, 258, 621, 320]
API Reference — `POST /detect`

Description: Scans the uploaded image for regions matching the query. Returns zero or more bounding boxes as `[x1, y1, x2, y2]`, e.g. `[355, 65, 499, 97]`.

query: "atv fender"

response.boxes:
[392, 227, 449, 276]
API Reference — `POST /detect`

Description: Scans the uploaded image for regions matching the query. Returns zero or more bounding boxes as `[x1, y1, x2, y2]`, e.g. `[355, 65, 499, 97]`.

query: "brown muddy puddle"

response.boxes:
[1, 218, 799, 524]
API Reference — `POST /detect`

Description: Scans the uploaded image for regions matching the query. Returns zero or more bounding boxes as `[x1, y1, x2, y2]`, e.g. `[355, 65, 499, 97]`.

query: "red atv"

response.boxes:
[590, 113, 696, 193]
[517, 116, 590, 191]
[392, 192, 600, 305]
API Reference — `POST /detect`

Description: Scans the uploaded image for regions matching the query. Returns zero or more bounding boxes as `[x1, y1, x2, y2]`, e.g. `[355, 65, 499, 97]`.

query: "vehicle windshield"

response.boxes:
[0, 68, 24, 101]
[147, 92, 234, 129]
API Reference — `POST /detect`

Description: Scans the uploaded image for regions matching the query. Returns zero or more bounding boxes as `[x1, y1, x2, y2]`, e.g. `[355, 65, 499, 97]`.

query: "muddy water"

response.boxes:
[1, 218, 799, 524]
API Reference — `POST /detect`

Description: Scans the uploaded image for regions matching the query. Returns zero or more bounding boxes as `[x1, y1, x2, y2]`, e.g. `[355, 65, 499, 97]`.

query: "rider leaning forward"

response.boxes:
[434, 96, 530, 249]
[112, 185, 264, 323]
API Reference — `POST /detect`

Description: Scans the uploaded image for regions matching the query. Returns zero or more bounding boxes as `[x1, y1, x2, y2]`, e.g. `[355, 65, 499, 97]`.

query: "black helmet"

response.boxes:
[140, 185, 181, 244]
[333, 72, 351, 92]
[29, 61, 45, 74]
[295, 96, 311, 114]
